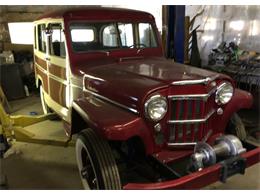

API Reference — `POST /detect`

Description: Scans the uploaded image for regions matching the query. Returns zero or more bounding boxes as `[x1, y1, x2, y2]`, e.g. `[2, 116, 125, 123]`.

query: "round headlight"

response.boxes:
[145, 95, 168, 121]
[215, 82, 234, 105]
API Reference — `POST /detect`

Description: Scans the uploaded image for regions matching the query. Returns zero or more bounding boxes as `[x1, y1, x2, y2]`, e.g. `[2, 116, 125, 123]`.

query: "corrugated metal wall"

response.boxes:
[186, 5, 260, 65]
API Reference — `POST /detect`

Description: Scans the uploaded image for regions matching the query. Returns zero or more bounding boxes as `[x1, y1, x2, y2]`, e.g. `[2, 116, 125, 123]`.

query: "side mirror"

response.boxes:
[45, 24, 53, 35]
[108, 26, 118, 35]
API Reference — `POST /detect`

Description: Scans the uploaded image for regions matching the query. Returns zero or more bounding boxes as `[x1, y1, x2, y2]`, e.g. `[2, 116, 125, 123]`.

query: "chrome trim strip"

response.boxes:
[167, 109, 216, 124]
[83, 88, 139, 114]
[168, 86, 217, 101]
[167, 142, 197, 146]
[171, 74, 219, 86]
[119, 56, 144, 62]
[83, 74, 104, 82]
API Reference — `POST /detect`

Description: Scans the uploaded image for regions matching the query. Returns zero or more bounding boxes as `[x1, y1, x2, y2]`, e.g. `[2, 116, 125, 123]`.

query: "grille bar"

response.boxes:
[176, 100, 181, 142]
[191, 100, 196, 142]
[167, 109, 215, 124]
[198, 101, 205, 140]
[168, 86, 217, 101]
[182, 100, 188, 142]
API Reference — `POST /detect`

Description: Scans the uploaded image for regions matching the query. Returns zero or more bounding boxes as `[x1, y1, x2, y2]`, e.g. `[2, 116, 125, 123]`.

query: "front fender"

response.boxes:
[71, 96, 155, 155]
[215, 88, 253, 132]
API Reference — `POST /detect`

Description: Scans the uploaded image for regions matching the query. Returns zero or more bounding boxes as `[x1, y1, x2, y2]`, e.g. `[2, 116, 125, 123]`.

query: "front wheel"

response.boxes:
[227, 113, 247, 141]
[75, 128, 121, 189]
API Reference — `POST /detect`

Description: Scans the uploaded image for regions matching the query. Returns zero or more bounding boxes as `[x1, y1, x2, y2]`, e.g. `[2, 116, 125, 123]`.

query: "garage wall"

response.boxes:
[186, 5, 260, 65]
[0, 5, 101, 52]
[0, 5, 162, 53]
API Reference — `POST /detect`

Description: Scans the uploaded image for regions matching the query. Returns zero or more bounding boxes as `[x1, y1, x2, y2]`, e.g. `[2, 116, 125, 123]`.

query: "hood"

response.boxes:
[79, 57, 228, 113]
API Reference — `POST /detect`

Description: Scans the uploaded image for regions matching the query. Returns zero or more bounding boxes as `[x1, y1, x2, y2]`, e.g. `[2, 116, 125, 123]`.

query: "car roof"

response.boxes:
[37, 7, 154, 22]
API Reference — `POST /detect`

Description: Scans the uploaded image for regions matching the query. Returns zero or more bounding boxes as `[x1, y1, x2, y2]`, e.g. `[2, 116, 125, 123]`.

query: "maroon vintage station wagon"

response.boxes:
[33, 7, 260, 189]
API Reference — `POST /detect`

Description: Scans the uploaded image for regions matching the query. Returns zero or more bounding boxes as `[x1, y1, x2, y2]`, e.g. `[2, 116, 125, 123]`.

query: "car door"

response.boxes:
[46, 21, 69, 118]
[34, 22, 49, 96]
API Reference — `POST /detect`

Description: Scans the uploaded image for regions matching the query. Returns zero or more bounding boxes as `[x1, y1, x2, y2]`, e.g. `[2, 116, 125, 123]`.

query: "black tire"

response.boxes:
[75, 128, 121, 189]
[227, 113, 247, 141]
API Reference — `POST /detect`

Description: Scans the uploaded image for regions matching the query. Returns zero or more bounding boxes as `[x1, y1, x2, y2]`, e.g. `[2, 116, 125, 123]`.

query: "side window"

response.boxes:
[102, 24, 118, 47]
[50, 23, 66, 58]
[38, 24, 46, 52]
[71, 28, 95, 42]
[34, 26, 37, 49]
[118, 23, 134, 47]
[70, 26, 97, 52]
[138, 23, 157, 48]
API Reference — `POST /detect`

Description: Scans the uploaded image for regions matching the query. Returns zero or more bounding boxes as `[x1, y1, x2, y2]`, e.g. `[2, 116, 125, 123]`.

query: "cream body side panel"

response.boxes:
[34, 18, 71, 123]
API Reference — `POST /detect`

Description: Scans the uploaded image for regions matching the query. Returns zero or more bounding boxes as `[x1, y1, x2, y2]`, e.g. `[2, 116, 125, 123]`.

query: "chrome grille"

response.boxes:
[168, 91, 216, 143]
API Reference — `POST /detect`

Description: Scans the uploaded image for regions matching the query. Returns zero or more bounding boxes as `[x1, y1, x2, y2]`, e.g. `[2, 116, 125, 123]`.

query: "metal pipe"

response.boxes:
[191, 135, 246, 170]
[212, 142, 230, 157]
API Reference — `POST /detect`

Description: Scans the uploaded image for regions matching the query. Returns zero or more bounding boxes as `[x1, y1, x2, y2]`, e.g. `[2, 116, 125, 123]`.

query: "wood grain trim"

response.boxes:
[35, 67, 48, 92]
[49, 78, 66, 107]
[35, 55, 47, 70]
[49, 64, 67, 80]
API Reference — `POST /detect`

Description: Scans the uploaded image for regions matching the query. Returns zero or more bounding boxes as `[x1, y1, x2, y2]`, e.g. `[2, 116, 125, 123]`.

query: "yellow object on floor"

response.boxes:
[0, 98, 71, 147]
[0, 86, 11, 113]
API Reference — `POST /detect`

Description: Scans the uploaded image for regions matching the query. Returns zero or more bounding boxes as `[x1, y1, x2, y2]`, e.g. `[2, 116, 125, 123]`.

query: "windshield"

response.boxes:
[70, 22, 158, 52]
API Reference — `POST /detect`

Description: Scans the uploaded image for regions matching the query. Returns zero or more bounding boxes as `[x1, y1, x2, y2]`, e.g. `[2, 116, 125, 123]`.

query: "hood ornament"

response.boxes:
[171, 74, 219, 86]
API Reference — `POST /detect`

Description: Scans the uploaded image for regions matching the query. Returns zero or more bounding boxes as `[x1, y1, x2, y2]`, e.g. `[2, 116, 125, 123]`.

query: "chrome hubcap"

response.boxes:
[76, 138, 99, 189]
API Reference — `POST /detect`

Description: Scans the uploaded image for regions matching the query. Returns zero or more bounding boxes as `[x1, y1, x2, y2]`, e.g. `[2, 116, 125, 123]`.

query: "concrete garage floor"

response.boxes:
[1, 94, 260, 189]
[2, 94, 82, 189]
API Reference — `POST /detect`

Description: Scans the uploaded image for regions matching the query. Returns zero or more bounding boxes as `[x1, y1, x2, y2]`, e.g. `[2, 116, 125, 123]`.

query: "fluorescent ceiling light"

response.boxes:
[229, 20, 244, 31]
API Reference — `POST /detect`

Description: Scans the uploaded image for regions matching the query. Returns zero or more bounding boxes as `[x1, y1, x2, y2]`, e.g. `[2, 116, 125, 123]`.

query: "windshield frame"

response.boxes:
[68, 21, 159, 54]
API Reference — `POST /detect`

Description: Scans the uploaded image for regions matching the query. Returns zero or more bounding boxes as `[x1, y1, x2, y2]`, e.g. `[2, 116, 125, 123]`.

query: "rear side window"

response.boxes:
[71, 29, 95, 42]
[70, 23, 100, 52]
[49, 23, 66, 58]
[37, 24, 46, 52]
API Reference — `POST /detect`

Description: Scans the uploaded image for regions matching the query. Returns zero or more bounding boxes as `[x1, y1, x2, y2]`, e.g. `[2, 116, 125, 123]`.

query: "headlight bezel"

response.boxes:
[144, 94, 168, 122]
[215, 81, 234, 105]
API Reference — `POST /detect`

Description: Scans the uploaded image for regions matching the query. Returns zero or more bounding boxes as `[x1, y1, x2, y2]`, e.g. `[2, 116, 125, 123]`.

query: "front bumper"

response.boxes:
[123, 147, 260, 190]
